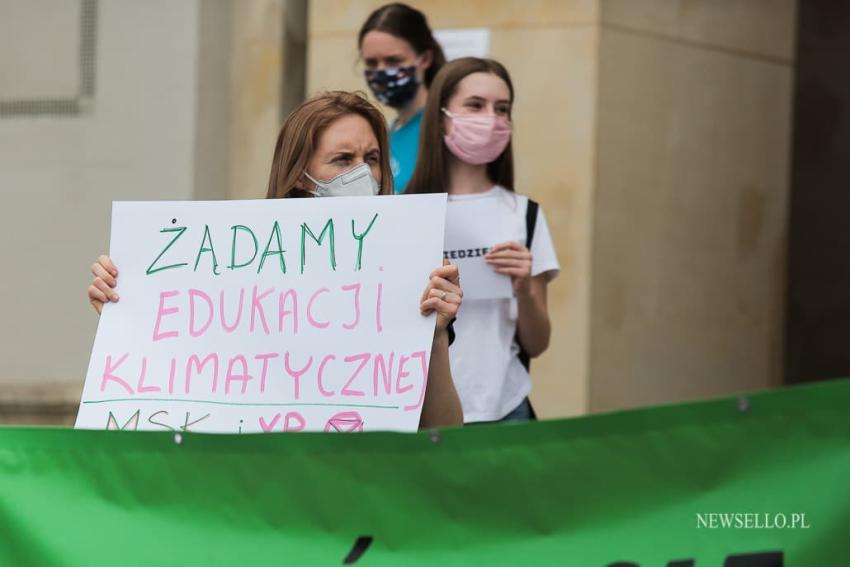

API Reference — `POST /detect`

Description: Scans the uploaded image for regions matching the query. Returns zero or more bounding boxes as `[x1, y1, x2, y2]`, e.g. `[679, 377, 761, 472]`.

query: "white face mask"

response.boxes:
[305, 163, 381, 197]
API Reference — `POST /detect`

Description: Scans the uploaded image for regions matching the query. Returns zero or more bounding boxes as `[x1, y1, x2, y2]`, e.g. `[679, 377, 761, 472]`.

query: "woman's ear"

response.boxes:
[440, 112, 450, 136]
[419, 49, 433, 73]
[296, 173, 313, 192]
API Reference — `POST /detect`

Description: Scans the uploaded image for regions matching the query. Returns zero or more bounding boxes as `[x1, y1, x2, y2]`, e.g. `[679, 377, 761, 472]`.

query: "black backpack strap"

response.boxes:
[515, 199, 539, 373]
[525, 199, 539, 251]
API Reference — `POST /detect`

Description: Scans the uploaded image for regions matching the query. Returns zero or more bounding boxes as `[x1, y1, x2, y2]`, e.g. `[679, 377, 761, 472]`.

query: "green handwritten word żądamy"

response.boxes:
[145, 215, 379, 276]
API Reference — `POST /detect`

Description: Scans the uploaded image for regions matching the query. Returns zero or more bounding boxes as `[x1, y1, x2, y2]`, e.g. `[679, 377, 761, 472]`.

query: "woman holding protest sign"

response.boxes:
[358, 3, 445, 193]
[406, 58, 560, 423]
[87, 91, 463, 429]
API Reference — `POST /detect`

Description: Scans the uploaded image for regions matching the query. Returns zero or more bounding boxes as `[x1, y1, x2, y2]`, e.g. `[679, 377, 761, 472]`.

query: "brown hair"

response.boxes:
[405, 58, 515, 195]
[266, 91, 394, 199]
[358, 3, 446, 87]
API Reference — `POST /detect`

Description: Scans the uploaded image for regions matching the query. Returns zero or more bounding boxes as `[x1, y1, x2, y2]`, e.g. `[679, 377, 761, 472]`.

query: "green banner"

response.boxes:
[1, 379, 847, 565]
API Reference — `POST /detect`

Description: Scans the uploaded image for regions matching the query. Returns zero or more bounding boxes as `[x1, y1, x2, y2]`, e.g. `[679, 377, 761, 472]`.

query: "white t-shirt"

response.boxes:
[448, 186, 560, 422]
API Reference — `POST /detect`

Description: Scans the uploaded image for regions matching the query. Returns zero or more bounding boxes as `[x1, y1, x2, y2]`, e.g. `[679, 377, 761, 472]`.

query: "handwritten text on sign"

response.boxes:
[75, 195, 447, 433]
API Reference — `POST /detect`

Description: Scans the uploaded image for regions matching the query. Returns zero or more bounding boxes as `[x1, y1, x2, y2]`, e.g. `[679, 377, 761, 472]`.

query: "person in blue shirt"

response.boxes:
[358, 3, 446, 193]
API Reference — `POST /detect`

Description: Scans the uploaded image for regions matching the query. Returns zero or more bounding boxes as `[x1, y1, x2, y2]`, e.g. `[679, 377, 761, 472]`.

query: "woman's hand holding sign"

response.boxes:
[417, 259, 464, 428]
[88, 255, 119, 314]
[420, 260, 462, 333]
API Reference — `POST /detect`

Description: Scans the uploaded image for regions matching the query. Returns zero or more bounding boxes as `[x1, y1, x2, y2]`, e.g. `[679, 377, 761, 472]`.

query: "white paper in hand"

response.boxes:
[443, 197, 513, 300]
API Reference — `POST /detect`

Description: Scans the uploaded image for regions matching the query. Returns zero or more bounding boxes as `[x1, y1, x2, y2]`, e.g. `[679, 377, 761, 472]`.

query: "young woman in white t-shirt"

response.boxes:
[406, 58, 560, 423]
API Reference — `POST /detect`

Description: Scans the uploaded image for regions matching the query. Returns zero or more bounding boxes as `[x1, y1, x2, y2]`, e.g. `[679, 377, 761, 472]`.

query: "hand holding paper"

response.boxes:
[485, 241, 533, 293]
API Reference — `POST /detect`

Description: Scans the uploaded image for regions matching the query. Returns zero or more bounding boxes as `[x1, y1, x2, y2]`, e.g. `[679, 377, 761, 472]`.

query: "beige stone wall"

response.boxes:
[589, 0, 796, 411]
[305, 0, 796, 418]
[228, 0, 288, 200]
[0, 0, 205, 423]
[0, 0, 288, 424]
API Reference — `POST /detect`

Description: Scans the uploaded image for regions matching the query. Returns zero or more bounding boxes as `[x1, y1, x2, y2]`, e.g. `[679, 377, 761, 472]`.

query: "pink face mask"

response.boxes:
[442, 108, 512, 165]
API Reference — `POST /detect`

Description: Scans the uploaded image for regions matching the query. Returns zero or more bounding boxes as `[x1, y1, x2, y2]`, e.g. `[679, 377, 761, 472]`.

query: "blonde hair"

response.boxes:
[266, 91, 394, 198]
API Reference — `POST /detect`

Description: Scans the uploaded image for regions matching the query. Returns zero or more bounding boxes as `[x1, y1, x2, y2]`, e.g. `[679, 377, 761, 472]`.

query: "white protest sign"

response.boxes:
[443, 196, 513, 300]
[76, 194, 447, 433]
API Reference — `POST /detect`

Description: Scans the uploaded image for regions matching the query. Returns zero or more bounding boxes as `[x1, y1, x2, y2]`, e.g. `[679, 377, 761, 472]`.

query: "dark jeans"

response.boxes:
[468, 397, 534, 425]
[498, 397, 533, 422]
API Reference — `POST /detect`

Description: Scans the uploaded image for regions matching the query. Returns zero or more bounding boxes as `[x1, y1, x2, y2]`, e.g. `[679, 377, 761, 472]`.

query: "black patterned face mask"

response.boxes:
[364, 64, 420, 108]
